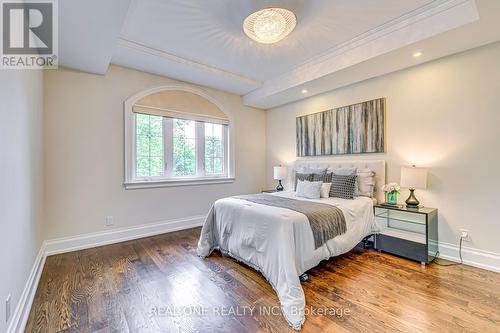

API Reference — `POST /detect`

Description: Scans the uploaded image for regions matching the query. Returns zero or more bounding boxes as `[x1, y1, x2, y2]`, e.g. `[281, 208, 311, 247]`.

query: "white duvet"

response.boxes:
[197, 191, 378, 330]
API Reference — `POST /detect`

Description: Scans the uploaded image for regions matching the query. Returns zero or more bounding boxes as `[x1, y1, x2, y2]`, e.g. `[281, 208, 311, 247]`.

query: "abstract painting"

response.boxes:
[296, 98, 385, 156]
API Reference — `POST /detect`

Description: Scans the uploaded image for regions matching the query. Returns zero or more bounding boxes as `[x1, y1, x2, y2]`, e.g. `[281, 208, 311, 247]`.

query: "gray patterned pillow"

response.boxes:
[313, 172, 333, 183]
[332, 167, 358, 197]
[329, 174, 358, 199]
[295, 173, 313, 190]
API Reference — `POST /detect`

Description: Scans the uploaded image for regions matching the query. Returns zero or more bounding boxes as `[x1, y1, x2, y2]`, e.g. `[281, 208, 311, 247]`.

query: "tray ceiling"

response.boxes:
[57, 0, 500, 108]
[117, 0, 434, 81]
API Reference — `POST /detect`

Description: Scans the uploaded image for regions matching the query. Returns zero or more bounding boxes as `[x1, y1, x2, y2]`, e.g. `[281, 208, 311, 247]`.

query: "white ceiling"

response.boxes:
[58, 0, 500, 109]
[117, 0, 434, 82]
[58, 0, 131, 74]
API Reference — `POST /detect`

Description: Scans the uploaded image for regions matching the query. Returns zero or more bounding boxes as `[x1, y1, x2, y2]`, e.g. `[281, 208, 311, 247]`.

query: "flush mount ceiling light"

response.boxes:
[243, 8, 297, 44]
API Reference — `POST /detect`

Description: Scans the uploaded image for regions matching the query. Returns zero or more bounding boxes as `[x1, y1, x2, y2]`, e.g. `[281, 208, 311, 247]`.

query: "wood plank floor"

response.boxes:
[25, 228, 500, 333]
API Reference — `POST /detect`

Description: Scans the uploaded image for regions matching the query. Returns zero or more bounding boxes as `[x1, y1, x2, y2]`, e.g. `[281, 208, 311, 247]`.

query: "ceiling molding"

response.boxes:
[58, 0, 499, 109]
[243, 0, 480, 107]
[115, 38, 261, 87]
[285, 0, 475, 74]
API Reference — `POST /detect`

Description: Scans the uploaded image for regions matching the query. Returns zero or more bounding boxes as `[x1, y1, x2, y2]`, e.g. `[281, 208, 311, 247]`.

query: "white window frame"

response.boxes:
[124, 85, 235, 189]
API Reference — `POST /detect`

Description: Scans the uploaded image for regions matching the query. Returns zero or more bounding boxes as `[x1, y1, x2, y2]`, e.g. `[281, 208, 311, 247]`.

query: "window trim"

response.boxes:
[124, 85, 235, 189]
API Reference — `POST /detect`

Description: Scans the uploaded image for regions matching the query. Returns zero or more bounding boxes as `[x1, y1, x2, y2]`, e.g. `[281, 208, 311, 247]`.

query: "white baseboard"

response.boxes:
[7, 244, 46, 333]
[438, 241, 500, 273]
[8, 215, 205, 333]
[44, 215, 205, 256]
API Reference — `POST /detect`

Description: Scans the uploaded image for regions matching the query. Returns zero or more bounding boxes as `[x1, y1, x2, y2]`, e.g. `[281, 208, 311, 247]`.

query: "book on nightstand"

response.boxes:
[379, 202, 404, 208]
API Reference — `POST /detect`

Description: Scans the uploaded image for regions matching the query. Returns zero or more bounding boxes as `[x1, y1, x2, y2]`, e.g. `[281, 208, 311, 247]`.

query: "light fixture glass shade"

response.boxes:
[243, 8, 296, 44]
[401, 166, 427, 189]
[273, 166, 287, 180]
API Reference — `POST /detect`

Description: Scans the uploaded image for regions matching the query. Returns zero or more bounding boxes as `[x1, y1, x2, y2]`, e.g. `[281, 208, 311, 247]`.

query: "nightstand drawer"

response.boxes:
[375, 234, 428, 263]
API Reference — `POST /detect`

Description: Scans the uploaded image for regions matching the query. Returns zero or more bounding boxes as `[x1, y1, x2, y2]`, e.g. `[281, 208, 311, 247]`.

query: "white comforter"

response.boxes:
[197, 191, 378, 330]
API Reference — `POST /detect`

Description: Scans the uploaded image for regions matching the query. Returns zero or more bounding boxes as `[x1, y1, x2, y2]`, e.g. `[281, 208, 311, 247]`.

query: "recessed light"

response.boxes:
[301, 89, 308, 94]
[243, 8, 297, 44]
[412, 51, 423, 58]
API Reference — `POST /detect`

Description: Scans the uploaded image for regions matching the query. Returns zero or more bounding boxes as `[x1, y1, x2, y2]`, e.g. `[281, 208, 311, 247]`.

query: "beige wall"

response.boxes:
[43, 65, 266, 239]
[266, 42, 500, 254]
[0, 70, 44, 330]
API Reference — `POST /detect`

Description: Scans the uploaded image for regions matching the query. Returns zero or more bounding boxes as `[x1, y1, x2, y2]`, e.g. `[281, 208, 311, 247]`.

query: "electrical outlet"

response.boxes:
[6, 294, 11, 323]
[460, 229, 470, 241]
[105, 216, 114, 226]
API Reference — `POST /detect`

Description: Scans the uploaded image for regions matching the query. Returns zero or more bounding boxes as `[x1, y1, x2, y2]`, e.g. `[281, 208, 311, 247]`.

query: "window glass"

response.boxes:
[135, 113, 164, 177]
[133, 114, 227, 182]
[205, 123, 224, 175]
[173, 119, 196, 177]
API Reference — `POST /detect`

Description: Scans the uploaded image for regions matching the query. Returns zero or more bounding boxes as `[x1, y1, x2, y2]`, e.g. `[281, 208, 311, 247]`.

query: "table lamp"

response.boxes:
[273, 166, 287, 191]
[400, 165, 427, 208]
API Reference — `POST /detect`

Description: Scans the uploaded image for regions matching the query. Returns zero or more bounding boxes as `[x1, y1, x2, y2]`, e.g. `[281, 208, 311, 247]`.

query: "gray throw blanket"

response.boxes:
[234, 194, 346, 249]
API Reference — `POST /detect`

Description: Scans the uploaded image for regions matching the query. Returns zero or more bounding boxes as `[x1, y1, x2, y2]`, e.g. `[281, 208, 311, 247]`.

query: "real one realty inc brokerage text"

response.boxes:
[150, 305, 352, 318]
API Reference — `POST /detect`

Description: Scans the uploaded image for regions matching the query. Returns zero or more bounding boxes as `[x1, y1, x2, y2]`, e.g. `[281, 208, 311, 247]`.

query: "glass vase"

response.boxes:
[386, 191, 398, 205]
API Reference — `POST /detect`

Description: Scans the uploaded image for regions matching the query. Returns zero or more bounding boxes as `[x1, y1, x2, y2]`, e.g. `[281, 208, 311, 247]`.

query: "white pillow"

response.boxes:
[330, 167, 357, 176]
[356, 168, 376, 197]
[296, 180, 322, 199]
[295, 167, 327, 174]
[320, 183, 332, 198]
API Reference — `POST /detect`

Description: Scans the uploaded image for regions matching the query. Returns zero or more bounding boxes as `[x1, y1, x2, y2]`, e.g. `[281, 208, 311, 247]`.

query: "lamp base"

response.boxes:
[276, 180, 284, 192]
[405, 188, 420, 208]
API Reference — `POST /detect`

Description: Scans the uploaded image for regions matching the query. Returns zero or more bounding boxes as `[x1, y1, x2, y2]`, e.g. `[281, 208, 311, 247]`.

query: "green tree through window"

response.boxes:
[205, 123, 224, 175]
[135, 114, 164, 177]
[134, 114, 227, 180]
[173, 119, 196, 176]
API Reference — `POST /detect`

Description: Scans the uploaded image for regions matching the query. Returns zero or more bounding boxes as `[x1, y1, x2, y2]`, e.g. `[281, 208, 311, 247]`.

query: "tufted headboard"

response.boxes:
[285, 159, 386, 203]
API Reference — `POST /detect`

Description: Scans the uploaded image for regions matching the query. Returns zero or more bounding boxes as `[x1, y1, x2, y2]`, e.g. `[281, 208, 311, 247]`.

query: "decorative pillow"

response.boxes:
[296, 180, 323, 199]
[329, 174, 358, 199]
[296, 167, 327, 174]
[330, 167, 357, 176]
[320, 183, 332, 198]
[331, 167, 358, 196]
[294, 172, 313, 190]
[356, 168, 376, 197]
[313, 172, 333, 183]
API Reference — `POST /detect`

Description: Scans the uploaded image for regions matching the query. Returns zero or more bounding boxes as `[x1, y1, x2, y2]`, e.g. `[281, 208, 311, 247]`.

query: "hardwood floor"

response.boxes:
[25, 228, 500, 333]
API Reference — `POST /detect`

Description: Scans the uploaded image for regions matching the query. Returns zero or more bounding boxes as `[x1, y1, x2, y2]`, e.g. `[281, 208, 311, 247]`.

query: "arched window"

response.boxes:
[124, 86, 234, 189]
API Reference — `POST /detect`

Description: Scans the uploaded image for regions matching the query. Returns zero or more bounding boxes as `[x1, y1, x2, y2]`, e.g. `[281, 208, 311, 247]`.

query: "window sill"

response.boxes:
[124, 177, 235, 189]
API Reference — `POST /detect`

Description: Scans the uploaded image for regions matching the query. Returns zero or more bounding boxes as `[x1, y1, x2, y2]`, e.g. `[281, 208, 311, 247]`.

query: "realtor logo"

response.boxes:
[1, 0, 58, 69]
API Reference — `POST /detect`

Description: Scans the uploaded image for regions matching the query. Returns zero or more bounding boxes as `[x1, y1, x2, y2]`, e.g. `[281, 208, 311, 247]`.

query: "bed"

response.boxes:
[197, 160, 385, 330]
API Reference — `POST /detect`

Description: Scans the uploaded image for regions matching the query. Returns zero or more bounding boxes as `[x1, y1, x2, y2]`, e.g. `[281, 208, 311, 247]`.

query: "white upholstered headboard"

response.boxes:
[285, 159, 386, 203]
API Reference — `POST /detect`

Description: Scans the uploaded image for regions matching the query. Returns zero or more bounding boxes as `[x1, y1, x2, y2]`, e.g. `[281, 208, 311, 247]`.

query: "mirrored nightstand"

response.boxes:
[373, 205, 438, 265]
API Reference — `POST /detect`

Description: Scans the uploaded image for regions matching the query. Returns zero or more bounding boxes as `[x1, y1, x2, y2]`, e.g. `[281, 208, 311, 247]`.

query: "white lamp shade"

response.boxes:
[273, 166, 287, 180]
[400, 166, 427, 189]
